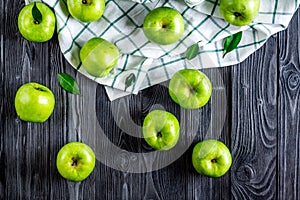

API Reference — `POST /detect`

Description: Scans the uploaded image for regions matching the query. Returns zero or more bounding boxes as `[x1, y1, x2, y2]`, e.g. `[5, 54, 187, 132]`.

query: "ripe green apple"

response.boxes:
[56, 142, 96, 182]
[143, 7, 185, 45]
[220, 0, 260, 26]
[14, 82, 55, 123]
[168, 69, 212, 109]
[192, 140, 232, 177]
[18, 2, 56, 42]
[67, 0, 105, 23]
[80, 37, 120, 77]
[142, 110, 180, 150]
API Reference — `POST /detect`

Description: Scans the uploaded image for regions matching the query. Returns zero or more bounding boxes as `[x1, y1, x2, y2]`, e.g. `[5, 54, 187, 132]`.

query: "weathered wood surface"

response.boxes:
[1, 1, 300, 199]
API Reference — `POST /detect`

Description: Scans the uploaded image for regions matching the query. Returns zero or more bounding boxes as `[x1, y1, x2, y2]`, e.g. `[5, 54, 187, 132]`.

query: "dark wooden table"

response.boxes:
[1, 1, 300, 199]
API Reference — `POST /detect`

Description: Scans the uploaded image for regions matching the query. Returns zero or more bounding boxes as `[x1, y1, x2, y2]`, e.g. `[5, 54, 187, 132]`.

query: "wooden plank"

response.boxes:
[277, 9, 300, 200]
[141, 82, 186, 200]
[66, 76, 148, 199]
[186, 67, 232, 200]
[1, 1, 73, 198]
[1, 1, 55, 199]
[48, 40, 75, 199]
[230, 35, 278, 199]
[0, 0, 5, 198]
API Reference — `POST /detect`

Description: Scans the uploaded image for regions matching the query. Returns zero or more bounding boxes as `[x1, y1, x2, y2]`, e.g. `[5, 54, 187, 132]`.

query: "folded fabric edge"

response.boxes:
[105, 86, 135, 101]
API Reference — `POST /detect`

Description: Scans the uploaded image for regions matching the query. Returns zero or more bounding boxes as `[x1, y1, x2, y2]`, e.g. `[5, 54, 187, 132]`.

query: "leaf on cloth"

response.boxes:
[57, 73, 81, 95]
[32, 2, 42, 24]
[125, 73, 136, 91]
[223, 31, 243, 58]
[186, 43, 200, 60]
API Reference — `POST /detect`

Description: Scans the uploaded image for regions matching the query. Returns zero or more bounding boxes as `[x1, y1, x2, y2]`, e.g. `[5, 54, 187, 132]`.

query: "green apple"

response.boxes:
[168, 69, 212, 109]
[56, 142, 96, 182]
[14, 82, 55, 123]
[192, 140, 232, 178]
[67, 0, 105, 23]
[80, 37, 120, 77]
[220, 0, 260, 26]
[18, 2, 56, 42]
[143, 7, 185, 45]
[142, 110, 180, 150]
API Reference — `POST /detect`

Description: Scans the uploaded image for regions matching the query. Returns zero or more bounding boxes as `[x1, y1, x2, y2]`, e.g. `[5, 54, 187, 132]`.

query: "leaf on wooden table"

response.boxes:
[223, 31, 243, 58]
[57, 73, 81, 95]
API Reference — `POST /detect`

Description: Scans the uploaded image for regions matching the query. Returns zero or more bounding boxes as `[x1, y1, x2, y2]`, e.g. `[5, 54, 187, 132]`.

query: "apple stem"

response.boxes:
[157, 132, 162, 138]
[234, 12, 242, 17]
[82, 0, 87, 4]
[189, 86, 196, 95]
[33, 86, 45, 92]
[71, 158, 78, 166]
[211, 159, 217, 163]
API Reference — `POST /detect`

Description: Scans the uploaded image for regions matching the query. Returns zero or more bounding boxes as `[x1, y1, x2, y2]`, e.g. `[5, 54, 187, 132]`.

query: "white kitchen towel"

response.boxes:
[25, 0, 299, 100]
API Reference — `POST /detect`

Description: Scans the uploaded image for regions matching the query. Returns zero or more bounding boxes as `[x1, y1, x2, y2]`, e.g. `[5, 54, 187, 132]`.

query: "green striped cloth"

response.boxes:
[26, 0, 299, 100]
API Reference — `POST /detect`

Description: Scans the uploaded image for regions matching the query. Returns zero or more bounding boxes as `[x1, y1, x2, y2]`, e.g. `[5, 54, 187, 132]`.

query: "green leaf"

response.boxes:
[186, 43, 200, 60]
[125, 73, 136, 91]
[57, 73, 81, 95]
[32, 2, 42, 24]
[223, 31, 243, 58]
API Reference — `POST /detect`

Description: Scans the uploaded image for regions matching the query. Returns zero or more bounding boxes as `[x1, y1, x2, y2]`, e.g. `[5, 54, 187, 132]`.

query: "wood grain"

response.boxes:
[277, 10, 300, 200]
[230, 35, 278, 200]
[1, 0, 300, 199]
